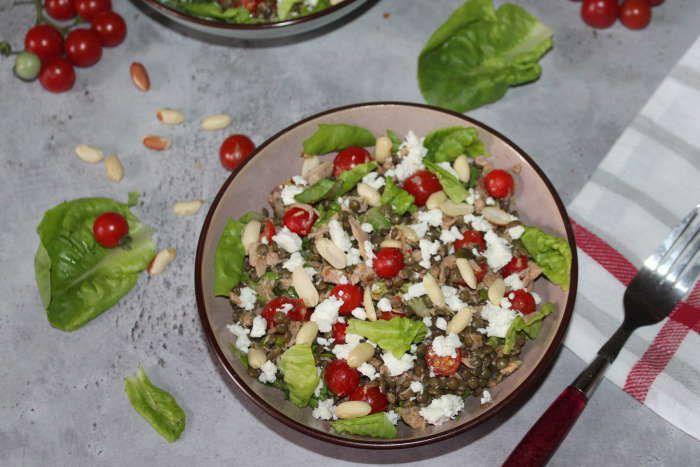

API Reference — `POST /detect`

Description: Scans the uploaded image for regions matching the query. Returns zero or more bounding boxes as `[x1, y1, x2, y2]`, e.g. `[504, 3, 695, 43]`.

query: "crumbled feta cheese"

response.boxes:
[508, 292, 515, 300]
[508, 225, 525, 240]
[337, 197, 350, 209]
[337, 316, 346, 324]
[310, 296, 343, 332]
[435, 317, 448, 331]
[238, 287, 257, 311]
[305, 267, 317, 278]
[344, 247, 360, 266]
[418, 208, 443, 227]
[338, 275, 349, 285]
[329, 219, 352, 252]
[500, 297, 512, 309]
[280, 184, 304, 205]
[312, 399, 336, 420]
[532, 291, 542, 304]
[464, 214, 493, 232]
[282, 252, 305, 272]
[479, 302, 519, 338]
[437, 161, 459, 178]
[480, 390, 493, 405]
[377, 298, 392, 312]
[278, 303, 294, 314]
[431, 333, 462, 357]
[465, 188, 480, 205]
[419, 239, 440, 268]
[381, 352, 417, 376]
[504, 273, 525, 291]
[439, 226, 464, 245]
[363, 240, 376, 266]
[258, 360, 277, 384]
[250, 315, 267, 338]
[403, 283, 426, 301]
[360, 222, 374, 233]
[410, 344, 418, 353]
[410, 222, 429, 239]
[442, 285, 467, 312]
[485, 196, 496, 206]
[313, 370, 323, 396]
[419, 395, 465, 426]
[483, 230, 513, 271]
[316, 337, 334, 347]
[358, 362, 378, 381]
[292, 175, 308, 186]
[272, 227, 302, 253]
[422, 317, 433, 328]
[362, 172, 385, 190]
[332, 333, 363, 360]
[385, 131, 428, 181]
[351, 307, 367, 320]
[227, 323, 251, 353]
[410, 381, 424, 393]
[386, 411, 400, 425]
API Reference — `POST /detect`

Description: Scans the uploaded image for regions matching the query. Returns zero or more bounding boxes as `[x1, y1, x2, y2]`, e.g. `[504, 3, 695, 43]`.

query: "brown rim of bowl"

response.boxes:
[138, 0, 364, 30]
[194, 101, 579, 449]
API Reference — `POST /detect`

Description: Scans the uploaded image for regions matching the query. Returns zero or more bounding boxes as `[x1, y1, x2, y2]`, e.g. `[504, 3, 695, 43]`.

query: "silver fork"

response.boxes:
[503, 204, 700, 467]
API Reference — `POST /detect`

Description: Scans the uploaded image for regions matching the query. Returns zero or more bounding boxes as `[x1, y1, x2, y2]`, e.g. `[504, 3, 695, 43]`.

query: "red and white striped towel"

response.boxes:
[565, 36, 700, 439]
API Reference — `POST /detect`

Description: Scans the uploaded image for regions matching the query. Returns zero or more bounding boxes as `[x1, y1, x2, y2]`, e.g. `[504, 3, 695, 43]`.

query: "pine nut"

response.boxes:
[292, 267, 319, 307]
[423, 273, 445, 308]
[315, 238, 347, 269]
[301, 155, 321, 179]
[201, 113, 232, 130]
[241, 220, 261, 255]
[347, 343, 374, 368]
[425, 191, 447, 210]
[173, 200, 203, 217]
[488, 277, 506, 305]
[357, 183, 381, 207]
[75, 144, 104, 163]
[456, 258, 477, 289]
[396, 225, 418, 243]
[454, 155, 470, 182]
[143, 135, 171, 151]
[379, 239, 402, 249]
[374, 136, 392, 162]
[156, 108, 185, 125]
[295, 321, 319, 345]
[247, 348, 266, 369]
[482, 207, 516, 226]
[335, 401, 371, 419]
[447, 307, 473, 334]
[130, 62, 150, 92]
[104, 155, 124, 182]
[363, 287, 377, 321]
[148, 248, 176, 275]
[440, 200, 474, 217]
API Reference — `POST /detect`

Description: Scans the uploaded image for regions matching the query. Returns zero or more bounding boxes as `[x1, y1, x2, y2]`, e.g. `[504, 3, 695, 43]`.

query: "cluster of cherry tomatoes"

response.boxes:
[579, 0, 664, 30]
[9, 0, 127, 93]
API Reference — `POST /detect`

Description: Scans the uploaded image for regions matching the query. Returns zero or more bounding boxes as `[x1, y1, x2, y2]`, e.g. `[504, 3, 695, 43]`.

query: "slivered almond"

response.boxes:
[315, 238, 347, 269]
[456, 258, 477, 289]
[425, 191, 447, 210]
[357, 182, 381, 207]
[104, 155, 124, 182]
[292, 267, 319, 307]
[373, 136, 392, 162]
[488, 277, 506, 305]
[447, 308, 473, 334]
[335, 401, 371, 419]
[482, 207, 516, 226]
[241, 220, 261, 255]
[363, 287, 377, 321]
[201, 113, 232, 130]
[295, 321, 319, 345]
[379, 239, 402, 249]
[454, 155, 470, 182]
[130, 62, 150, 92]
[156, 108, 184, 125]
[148, 248, 176, 275]
[423, 273, 445, 308]
[440, 200, 474, 217]
[75, 144, 104, 163]
[173, 200, 203, 216]
[247, 348, 266, 369]
[143, 135, 171, 151]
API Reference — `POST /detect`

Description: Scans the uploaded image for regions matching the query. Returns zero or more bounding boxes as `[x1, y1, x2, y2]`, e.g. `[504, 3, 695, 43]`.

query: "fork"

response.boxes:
[503, 204, 700, 467]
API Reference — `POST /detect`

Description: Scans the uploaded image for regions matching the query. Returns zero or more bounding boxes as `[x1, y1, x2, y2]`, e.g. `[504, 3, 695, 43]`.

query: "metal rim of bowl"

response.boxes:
[194, 101, 579, 449]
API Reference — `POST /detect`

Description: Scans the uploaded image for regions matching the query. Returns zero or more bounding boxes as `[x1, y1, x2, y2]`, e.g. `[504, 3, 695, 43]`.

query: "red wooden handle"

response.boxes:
[502, 386, 588, 467]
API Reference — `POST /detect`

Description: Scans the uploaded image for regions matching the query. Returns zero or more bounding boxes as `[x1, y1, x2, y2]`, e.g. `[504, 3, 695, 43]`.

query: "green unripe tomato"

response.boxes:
[14, 51, 41, 81]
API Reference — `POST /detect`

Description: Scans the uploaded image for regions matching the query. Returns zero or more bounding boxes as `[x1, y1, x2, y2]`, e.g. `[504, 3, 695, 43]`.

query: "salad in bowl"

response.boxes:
[157, 0, 345, 24]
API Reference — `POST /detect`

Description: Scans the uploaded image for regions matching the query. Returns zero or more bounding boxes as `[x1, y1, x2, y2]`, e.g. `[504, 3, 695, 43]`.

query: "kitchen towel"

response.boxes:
[565, 36, 700, 439]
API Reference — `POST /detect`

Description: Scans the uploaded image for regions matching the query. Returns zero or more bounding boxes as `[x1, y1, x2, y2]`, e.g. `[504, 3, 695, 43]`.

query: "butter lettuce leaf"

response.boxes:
[424, 126, 486, 162]
[279, 344, 319, 407]
[214, 212, 262, 297]
[348, 317, 427, 357]
[521, 227, 572, 289]
[331, 413, 397, 439]
[295, 178, 336, 204]
[380, 178, 415, 216]
[360, 207, 391, 232]
[336, 161, 379, 196]
[303, 124, 376, 155]
[424, 159, 468, 203]
[503, 303, 555, 354]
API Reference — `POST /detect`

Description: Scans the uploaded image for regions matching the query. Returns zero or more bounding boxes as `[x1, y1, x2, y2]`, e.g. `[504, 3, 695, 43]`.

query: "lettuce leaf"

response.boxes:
[348, 317, 427, 357]
[418, 0, 553, 112]
[380, 178, 415, 216]
[520, 227, 572, 289]
[331, 413, 397, 439]
[214, 212, 262, 297]
[424, 159, 468, 203]
[335, 161, 379, 196]
[315, 200, 341, 226]
[165, 2, 253, 22]
[279, 344, 319, 407]
[360, 207, 391, 232]
[277, 0, 304, 19]
[387, 129, 402, 153]
[124, 369, 186, 443]
[295, 178, 336, 204]
[503, 303, 555, 354]
[424, 126, 486, 162]
[34, 196, 156, 331]
[303, 124, 376, 155]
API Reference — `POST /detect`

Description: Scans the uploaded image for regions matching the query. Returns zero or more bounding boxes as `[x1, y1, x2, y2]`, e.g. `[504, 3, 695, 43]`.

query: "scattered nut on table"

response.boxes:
[130, 62, 150, 92]
[156, 108, 185, 125]
[104, 155, 124, 182]
[201, 113, 232, 130]
[74, 144, 104, 163]
[148, 248, 176, 276]
[143, 135, 171, 151]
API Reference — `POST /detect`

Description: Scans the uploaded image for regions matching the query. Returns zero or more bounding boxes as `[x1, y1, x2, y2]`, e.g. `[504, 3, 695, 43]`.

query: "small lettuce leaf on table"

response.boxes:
[380, 177, 415, 216]
[279, 343, 319, 407]
[520, 226, 572, 289]
[302, 124, 376, 155]
[424, 126, 486, 162]
[331, 412, 398, 439]
[124, 368, 186, 443]
[424, 159, 468, 203]
[418, 0, 553, 112]
[213, 211, 263, 297]
[503, 303, 555, 354]
[34, 196, 155, 331]
[348, 317, 427, 358]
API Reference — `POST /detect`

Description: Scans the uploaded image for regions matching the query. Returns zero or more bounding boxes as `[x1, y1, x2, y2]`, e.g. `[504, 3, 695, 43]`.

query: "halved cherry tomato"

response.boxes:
[402, 170, 442, 206]
[425, 345, 462, 376]
[261, 219, 276, 244]
[501, 255, 528, 278]
[349, 386, 388, 414]
[93, 212, 129, 248]
[509, 289, 536, 315]
[378, 311, 404, 321]
[483, 169, 514, 199]
[329, 284, 363, 316]
[282, 207, 317, 237]
[25, 24, 63, 62]
[220, 134, 255, 171]
[324, 360, 360, 397]
[580, 0, 619, 29]
[620, 0, 652, 30]
[372, 247, 404, 279]
[332, 146, 371, 177]
[454, 230, 485, 252]
[261, 297, 307, 327]
[332, 322, 348, 344]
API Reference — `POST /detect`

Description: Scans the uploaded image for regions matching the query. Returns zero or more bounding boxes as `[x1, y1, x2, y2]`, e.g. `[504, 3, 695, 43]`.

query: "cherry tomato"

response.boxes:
[473, 259, 488, 284]
[501, 255, 528, 278]
[261, 219, 276, 244]
[14, 52, 41, 81]
[39, 57, 76, 93]
[580, 0, 619, 29]
[65, 29, 102, 68]
[332, 146, 371, 177]
[242, 0, 263, 13]
[91, 11, 127, 47]
[282, 207, 317, 237]
[349, 386, 388, 414]
[261, 297, 307, 327]
[483, 169, 514, 199]
[220, 134, 255, 171]
[454, 230, 486, 252]
[509, 289, 536, 315]
[425, 346, 462, 377]
[402, 170, 442, 207]
[324, 360, 360, 397]
[378, 311, 403, 321]
[93, 212, 129, 247]
[620, 0, 652, 30]
[73, 0, 112, 21]
[332, 322, 348, 344]
[372, 247, 404, 279]
[329, 284, 363, 316]
[45, 0, 77, 20]
[25, 24, 63, 62]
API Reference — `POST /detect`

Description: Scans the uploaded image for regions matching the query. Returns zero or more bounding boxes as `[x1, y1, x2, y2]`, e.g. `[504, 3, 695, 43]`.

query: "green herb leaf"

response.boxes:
[335, 161, 379, 196]
[124, 369, 186, 443]
[303, 124, 376, 155]
[214, 212, 262, 297]
[279, 343, 319, 407]
[315, 200, 341, 226]
[169, 2, 252, 22]
[360, 206, 391, 232]
[520, 227, 572, 289]
[424, 159, 468, 203]
[295, 178, 337, 204]
[348, 317, 427, 357]
[34, 197, 156, 331]
[418, 0, 553, 112]
[277, 0, 304, 19]
[127, 192, 140, 207]
[503, 303, 555, 354]
[380, 178, 415, 216]
[468, 164, 482, 189]
[387, 129, 402, 153]
[424, 126, 486, 162]
[331, 413, 397, 439]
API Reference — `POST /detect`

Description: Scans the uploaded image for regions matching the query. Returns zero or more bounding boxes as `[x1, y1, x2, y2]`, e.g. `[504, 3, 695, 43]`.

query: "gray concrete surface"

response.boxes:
[1, 0, 699, 465]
